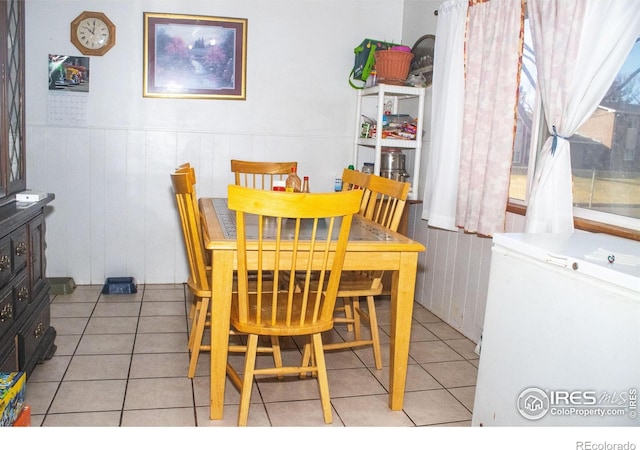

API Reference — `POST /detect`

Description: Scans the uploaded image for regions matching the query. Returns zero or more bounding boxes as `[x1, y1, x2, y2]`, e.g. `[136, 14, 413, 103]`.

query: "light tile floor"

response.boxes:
[25, 284, 478, 427]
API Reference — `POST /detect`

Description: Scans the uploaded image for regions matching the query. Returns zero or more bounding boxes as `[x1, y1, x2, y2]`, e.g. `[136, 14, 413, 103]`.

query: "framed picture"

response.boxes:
[143, 12, 247, 100]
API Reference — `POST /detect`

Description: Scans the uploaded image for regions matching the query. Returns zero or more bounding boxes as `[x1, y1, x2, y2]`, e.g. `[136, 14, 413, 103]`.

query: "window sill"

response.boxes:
[506, 202, 640, 241]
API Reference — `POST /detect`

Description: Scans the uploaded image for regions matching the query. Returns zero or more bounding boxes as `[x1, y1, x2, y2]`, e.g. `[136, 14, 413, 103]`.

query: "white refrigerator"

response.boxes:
[472, 232, 640, 426]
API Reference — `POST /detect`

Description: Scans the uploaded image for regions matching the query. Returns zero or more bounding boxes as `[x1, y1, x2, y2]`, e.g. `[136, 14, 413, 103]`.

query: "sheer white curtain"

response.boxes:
[421, 0, 467, 231]
[525, 0, 640, 233]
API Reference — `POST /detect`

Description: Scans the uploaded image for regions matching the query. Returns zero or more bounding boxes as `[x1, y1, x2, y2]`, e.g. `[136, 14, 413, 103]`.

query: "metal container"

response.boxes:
[380, 169, 409, 181]
[380, 150, 409, 180]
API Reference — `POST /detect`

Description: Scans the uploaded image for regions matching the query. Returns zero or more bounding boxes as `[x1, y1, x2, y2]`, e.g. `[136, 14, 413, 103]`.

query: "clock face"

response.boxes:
[76, 18, 110, 49]
[71, 12, 116, 56]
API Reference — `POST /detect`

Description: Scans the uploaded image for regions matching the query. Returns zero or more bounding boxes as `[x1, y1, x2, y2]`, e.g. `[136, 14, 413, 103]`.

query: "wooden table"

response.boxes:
[199, 197, 426, 420]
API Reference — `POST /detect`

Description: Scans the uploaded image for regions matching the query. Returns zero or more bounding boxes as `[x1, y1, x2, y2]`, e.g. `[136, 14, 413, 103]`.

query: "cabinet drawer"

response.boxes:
[0, 335, 18, 372]
[0, 226, 28, 289]
[0, 235, 11, 287]
[11, 227, 28, 274]
[19, 300, 50, 365]
[0, 288, 14, 340]
[12, 271, 30, 317]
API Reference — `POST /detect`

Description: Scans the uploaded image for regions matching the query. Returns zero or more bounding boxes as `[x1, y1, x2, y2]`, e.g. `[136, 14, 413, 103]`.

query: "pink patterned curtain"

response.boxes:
[456, 0, 524, 236]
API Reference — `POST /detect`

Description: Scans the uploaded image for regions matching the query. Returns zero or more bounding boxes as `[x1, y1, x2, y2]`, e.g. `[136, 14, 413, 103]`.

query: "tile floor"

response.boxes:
[24, 284, 479, 427]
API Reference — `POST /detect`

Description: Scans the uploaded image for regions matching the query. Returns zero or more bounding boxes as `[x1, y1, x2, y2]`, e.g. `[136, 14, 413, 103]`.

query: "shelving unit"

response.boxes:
[353, 84, 426, 200]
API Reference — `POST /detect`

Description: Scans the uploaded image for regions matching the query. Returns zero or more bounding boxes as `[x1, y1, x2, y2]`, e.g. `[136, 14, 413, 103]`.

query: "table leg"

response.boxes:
[209, 249, 235, 420]
[388, 251, 418, 410]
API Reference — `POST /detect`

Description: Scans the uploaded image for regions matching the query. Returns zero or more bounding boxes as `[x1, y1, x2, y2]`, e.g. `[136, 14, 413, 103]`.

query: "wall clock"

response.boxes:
[70, 11, 116, 56]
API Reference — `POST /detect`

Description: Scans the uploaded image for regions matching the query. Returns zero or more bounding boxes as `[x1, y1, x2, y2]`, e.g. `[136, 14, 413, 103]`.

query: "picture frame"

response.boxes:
[143, 12, 247, 100]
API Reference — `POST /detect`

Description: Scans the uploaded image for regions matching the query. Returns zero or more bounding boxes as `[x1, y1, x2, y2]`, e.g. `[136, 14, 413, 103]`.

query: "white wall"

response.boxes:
[25, 0, 405, 284]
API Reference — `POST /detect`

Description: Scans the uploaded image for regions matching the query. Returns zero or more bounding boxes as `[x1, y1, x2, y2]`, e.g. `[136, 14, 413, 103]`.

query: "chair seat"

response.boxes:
[335, 271, 383, 297]
[231, 291, 335, 336]
[305, 271, 383, 298]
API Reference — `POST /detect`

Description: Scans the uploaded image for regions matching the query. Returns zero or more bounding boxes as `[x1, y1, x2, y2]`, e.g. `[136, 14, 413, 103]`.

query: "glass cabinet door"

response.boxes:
[1, 0, 26, 198]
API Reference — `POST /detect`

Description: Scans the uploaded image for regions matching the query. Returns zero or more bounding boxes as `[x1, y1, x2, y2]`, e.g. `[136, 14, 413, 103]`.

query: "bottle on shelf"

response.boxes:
[301, 176, 310, 193]
[285, 166, 301, 192]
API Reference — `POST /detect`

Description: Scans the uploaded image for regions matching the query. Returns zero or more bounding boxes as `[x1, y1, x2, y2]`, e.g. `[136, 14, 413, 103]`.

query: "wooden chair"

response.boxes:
[335, 168, 371, 330]
[171, 167, 281, 378]
[171, 167, 213, 378]
[304, 173, 410, 370]
[230, 159, 297, 190]
[226, 185, 363, 426]
[341, 168, 370, 195]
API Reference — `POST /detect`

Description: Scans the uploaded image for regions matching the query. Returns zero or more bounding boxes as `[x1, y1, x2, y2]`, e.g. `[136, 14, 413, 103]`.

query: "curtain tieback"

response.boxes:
[551, 125, 569, 156]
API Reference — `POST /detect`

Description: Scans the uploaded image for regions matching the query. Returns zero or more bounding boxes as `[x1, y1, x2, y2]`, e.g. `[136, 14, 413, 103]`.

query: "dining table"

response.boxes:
[199, 196, 426, 420]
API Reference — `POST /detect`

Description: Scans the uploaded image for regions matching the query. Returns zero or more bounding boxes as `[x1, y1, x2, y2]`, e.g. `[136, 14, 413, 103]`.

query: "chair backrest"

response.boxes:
[231, 160, 298, 190]
[171, 168, 210, 292]
[227, 185, 363, 334]
[341, 168, 371, 215]
[361, 174, 410, 232]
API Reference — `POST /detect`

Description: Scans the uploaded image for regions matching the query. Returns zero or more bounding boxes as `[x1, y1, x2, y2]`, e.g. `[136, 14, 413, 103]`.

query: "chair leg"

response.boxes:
[188, 292, 197, 322]
[365, 295, 382, 369]
[341, 297, 354, 332]
[352, 297, 362, 341]
[188, 295, 209, 378]
[188, 295, 203, 351]
[271, 336, 284, 380]
[311, 333, 332, 424]
[299, 342, 313, 379]
[238, 333, 259, 427]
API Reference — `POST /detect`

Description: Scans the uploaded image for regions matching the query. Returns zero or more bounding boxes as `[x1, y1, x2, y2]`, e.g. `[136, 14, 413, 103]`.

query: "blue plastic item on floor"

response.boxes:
[101, 277, 137, 294]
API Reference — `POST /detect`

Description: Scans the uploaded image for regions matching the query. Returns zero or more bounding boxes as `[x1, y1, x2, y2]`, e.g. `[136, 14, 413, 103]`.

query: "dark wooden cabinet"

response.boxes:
[0, 198, 56, 375]
[0, 0, 56, 377]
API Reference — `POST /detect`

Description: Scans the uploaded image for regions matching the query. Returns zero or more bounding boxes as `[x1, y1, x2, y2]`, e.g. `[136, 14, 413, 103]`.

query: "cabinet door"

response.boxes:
[29, 214, 46, 298]
[0, 0, 26, 197]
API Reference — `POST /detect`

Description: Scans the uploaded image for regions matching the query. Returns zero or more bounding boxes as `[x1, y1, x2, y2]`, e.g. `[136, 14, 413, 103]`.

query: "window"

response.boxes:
[510, 19, 640, 233]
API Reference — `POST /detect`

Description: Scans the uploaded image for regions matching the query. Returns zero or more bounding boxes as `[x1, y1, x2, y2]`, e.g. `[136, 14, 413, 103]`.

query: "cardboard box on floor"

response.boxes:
[0, 372, 26, 426]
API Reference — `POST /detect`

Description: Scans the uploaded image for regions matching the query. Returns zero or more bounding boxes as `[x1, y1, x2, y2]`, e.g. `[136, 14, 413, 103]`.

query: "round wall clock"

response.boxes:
[70, 11, 116, 56]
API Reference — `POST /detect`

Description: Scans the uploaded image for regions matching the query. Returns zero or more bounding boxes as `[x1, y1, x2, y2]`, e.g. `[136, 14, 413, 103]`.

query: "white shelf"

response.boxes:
[356, 138, 419, 149]
[353, 83, 426, 200]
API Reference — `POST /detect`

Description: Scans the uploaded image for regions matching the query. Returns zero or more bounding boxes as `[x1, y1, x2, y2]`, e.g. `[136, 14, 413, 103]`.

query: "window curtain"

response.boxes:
[421, 0, 467, 232]
[456, 0, 524, 236]
[524, 0, 640, 233]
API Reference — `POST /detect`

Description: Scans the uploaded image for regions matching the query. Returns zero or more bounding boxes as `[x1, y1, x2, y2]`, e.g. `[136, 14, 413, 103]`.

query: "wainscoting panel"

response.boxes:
[409, 203, 525, 343]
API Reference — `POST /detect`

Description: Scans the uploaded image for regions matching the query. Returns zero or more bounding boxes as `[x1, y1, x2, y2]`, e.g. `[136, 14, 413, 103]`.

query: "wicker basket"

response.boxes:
[375, 50, 414, 84]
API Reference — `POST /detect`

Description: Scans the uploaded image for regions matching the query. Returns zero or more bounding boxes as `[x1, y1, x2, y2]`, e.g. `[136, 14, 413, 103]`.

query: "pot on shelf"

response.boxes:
[380, 149, 409, 181]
